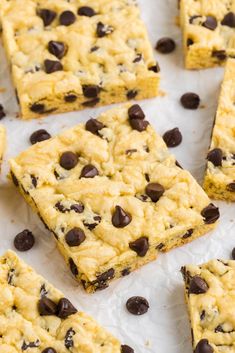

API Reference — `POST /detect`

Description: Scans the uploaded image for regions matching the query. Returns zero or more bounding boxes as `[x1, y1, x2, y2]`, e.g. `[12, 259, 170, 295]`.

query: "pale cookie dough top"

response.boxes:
[0, 0, 157, 105]
[182, 259, 235, 353]
[0, 250, 121, 353]
[10, 105, 217, 282]
[181, 0, 235, 56]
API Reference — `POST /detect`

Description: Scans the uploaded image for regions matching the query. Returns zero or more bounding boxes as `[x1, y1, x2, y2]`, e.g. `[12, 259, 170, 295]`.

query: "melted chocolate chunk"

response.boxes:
[126, 296, 149, 315]
[59, 151, 78, 170]
[129, 237, 149, 257]
[85, 118, 104, 135]
[57, 298, 77, 319]
[65, 227, 86, 247]
[145, 183, 165, 202]
[189, 276, 209, 294]
[64, 328, 75, 349]
[78, 6, 96, 17]
[30, 129, 51, 144]
[44, 59, 63, 73]
[221, 12, 235, 28]
[121, 345, 134, 353]
[69, 257, 78, 276]
[48, 41, 67, 59]
[156, 37, 176, 54]
[163, 128, 182, 147]
[201, 203, 220, 224]
[80, 164, 99, 178]
[195, 339, 213, 353]
[112, 206, 132, 228]
[202, 16, 217, 30]
[14, 229, 35, 252]
[207, 148, 223, 167]
[64, 94, 77, 102]
[30, 103, 45, 113]
[38, 9, 56, 26]
[38, 297, 57, 316]
[59, 11, 76, 26]
[96, 22, 114, 37]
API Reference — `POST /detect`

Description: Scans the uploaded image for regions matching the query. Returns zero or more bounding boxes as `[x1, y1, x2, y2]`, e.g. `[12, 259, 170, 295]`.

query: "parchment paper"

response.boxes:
[0, 1, 234, 352]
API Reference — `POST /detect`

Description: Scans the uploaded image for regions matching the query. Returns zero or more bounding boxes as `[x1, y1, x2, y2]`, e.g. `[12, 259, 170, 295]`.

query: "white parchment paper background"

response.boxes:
[0, 1, 234, 352]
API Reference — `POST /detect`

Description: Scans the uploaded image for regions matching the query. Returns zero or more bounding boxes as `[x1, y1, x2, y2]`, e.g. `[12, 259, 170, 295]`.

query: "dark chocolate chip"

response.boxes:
[70, 203, 84, 213]
[82, 85, 100, 98]
[69, 257, 78, 276]
[127, 90, 138, 100]
[221, 12, 235, 28]
[156, 37, 176, 54]
[90, 46, 99, 52]
[30, 103, 45, 113]
[38, 297, 57, 316]
[189, 276, 209, 294]
[214, 325, 224, 333]
[121, 345, 134, 353]
[40, 283, 48, 297]
[55, 202, 67, 213]
[78, 6, 96, 17]
[189, 15, 201, 24]
[148, 63, 160, 72]
[207, 148, 223, 167]
[83, 215, 101, 230]
[128, 104, 145, 120]
[145, 173, 150, 182]
[200, 310, 206, 321]
[126, 149, 138, 156]
[48, 41, 67, 59]
[129, 237, 149, 257]
[145, 183, 165, 202]
[59, 151, 78, 170]
[64, 94, 77, 102]
[232, 248, 235, 260]
[44, 59, 63, 73]
[187, 38, 194, 46]
[0, 104, 6, 119]
[57, 298, 77, 319]
[163, 127, 182, 147]
[42, 348, 57, 353]
[59, 11, 76, 26]
[65, 227, 86, 247]
[212, 50, 227, 61]
[180, 92, 200, 109]
[85, 118, 104, 135]
[202, 16, 217, 30]
[195, 339, 213, 353]
[22, 340, 40, 351]
[64, 328, 75, 349]
[7, 269, 15, 285]
[121, 268, 131, 276]
[156, 243, 165, 250]
[14, 229, 35, 252]
[31, 175, 38, 188]
[133, 53, 142, 63]
[227, 182, 235, 192]
[96, 22, 113, 37]
[82, 98, 100, 107]
[182, 229, 193, 239]
[30, 129, 51, 144]
[80, 164, 99, 178]
[94, 268, 115, 289]
[130, 119, 149, 132]
[112, 205, 132, 228]
[126, 296, 149, 315]
[38, 9, 56, 26]
[201, 203, 220, 224]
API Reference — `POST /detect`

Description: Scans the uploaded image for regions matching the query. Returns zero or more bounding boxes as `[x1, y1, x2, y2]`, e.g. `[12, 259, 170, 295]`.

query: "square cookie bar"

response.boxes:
[204, 59, 235, 200]
[0, 125, 6, 171]
[181, 259, 235, 353]
[0, 250, 122, 352]
[180, 0, 235, 69]
[0, 0, 159, 120]
[10, 105, 219, 293]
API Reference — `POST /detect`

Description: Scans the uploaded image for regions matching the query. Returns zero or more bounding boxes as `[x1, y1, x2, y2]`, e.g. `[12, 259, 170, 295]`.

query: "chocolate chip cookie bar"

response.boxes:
[204, 59, 235, 200]
[0, 125, 6, 171]
[9, 104, 219, 292]
[180, 0, 235, 69]
[0, 0, 159, 120]
[181, 259, 235, 353]
[0, 250, 122, 352]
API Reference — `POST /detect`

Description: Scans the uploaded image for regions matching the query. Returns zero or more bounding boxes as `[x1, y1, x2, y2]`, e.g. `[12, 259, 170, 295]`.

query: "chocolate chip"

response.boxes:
[221, 12, 235, 28]
[156, 243, 165, 250]
[189, 276, 209, 294]
[83, 215, 101, 230]
[57, 298, 77, 319]
[82, 85, 100, 98]
[96, 22, 113, 37]
[30, 129, 51, 144]
[232, 248, 235, 260]
[0, 104, 6, 119]
[163, 127, 182, 147]
[94, 268, 115, 290]
[64, 94, 77, 102]
[65, 228, 86, 247]
[121, 268, 131, 276]
[212, 50, 227, 61]
[80, 164, 99, 178]
[31, 175, 38, 187]
[59, 151, 78, 170]
[82, 98, 100, 107]
[42, 348, 57, 353]
[78, 6, 96, 17]
[59, 11, 76, 26]
[129, 237, 149, 257]
[130, 119, 149, 132]
[48, 41, 67, 59]
[187, 38, 194, 46]
[214, 325, 224, 333]
[133, 53, 142, 63]
[227, 182, 235, 192]
[85, 118, 104, 135]
[30, 103, 45, 113]
[90, 46, 99, 52]
[22, 340, 40, 351]
[207, 148, 223, 167]
[7, 269, 15, 285]
[189, 15, 201, 24]
[195, 339, 213, 353]
[127, 90, 138, 100]
[44, 59, 63, 73]
[156, 37, 176, 54]
[64, 328, 75, 349]
[180, 92, 200, 109]
[14, 229, 35, 252]
[145, 183, 165, 202]
[40, 283, 48, 297]
[38, 297, 57, 316]
[200, 310, 206, 321]
[128, 104, 145, 120]
[182, 229, 193, 239]
[69, 257, 78, 276]
[38, 9, 56, 26]
[112, 206, 132, 228]
[121, 345, 134, 353]
[148, 63, 160, 73]
[126, 296, 149, 315]
[202, 16, 217, 30]
[70, 203, 84, 213]
[201, 203, 220, 224]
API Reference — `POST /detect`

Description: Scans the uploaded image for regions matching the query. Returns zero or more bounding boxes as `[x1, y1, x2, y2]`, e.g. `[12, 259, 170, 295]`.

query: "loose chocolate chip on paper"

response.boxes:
[64, 94, 77, 102]
[85, 118, 104, 135]
[207, 148, 223, 167]
[60, 151, 78, 170]
[130, 119, 149, 132]
[65, 227, 86, 247]
[69, 257, 78, 276]
[38, 9, 57, 26]
[82, 85, 100, 98]
[96, 22, 114, 37]
[201, 203, 220, 224]
[80, 164, 99, 178]
[128, 104, 145, 120]
[221, 12, 235, 28]
[181, 92, 200, 109]
[44, 59, 63, 73]
[195, 339, 213, 353]
[30, 103, 45, 113]
[129, 237, 149, 257]
[202, 16, 217, 30]
[57, 298, 77, 319]
[156, 37, 176, 54]
[121, 345, 135, 353]
[78, 6, 96, 17]
[14, 229, 35, 252]
[163, 127, 182, 147]
[48, 41, 67, 59]
[59, 10, 76, 26]
[212, 50, 227, 61]
[126, 296, 149, 315]
[145, 183, 165, 202]
[189, 276, 209, 294]
[112, 205, 132, 228]
[30, 129, 51, 144]
[42, 348, 57, 353]
[38, 297, 57, 316]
